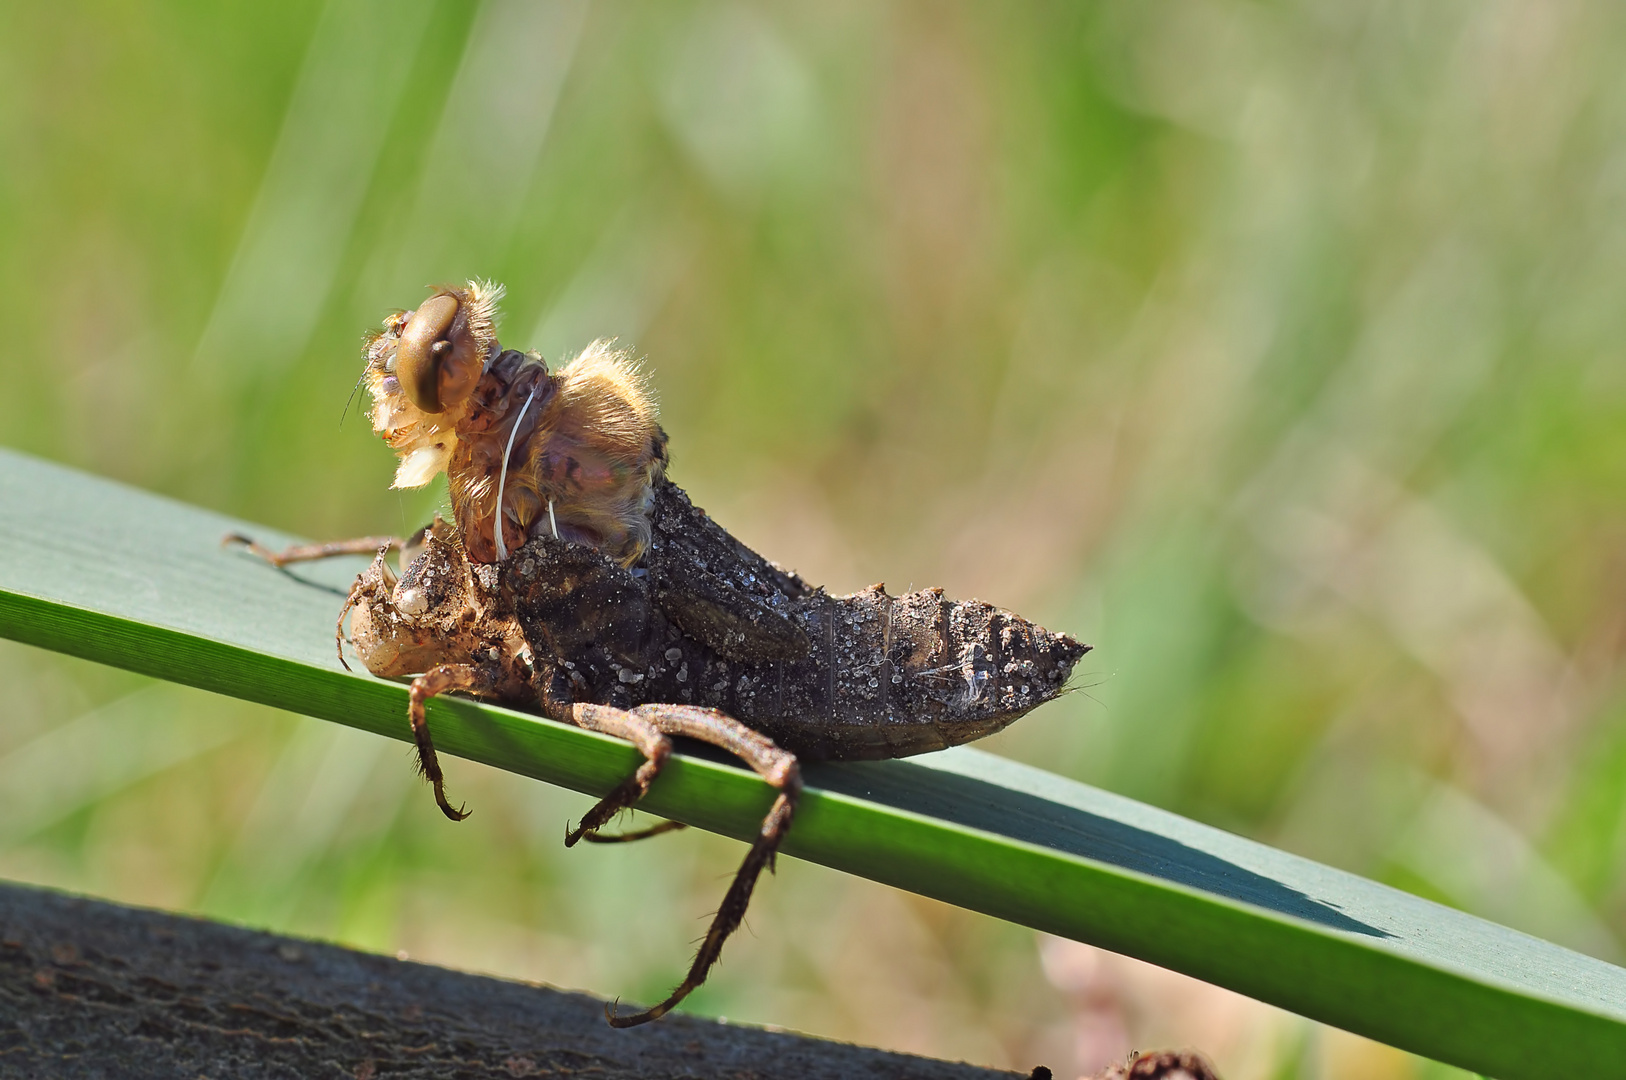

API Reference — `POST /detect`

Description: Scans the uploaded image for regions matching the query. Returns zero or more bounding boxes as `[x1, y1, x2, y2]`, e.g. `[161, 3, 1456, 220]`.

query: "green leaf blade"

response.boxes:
[0, 447, 1621, 1078]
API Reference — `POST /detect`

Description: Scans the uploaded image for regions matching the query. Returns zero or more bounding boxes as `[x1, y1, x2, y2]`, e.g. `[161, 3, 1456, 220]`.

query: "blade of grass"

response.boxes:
[0, 447, 1621, 1078]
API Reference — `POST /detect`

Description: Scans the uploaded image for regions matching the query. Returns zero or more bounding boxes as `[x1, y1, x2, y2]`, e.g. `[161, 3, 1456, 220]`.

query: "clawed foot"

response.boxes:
[605, 789, 797, 1027]
[407, 664, 504, 823]
[566, 702, 801, 1026]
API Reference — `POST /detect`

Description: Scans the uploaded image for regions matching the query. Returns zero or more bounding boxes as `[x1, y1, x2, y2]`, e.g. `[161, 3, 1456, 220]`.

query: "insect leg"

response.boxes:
[579, 820, 688, 844]
[333, 567, 375, 673]
[602, 704, 802, 1028]
[564, 703, 677, 845]
[407, 663, 502, 821]
[224, 534, 402, 567]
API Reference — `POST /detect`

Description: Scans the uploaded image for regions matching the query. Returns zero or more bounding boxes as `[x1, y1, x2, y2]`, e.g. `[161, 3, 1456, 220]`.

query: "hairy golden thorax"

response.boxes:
[364, 281, 668, 566]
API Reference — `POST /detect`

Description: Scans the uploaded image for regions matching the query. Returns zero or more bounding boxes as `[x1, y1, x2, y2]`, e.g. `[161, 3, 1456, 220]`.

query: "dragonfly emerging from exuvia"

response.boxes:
[229, 281, 1089, 1026]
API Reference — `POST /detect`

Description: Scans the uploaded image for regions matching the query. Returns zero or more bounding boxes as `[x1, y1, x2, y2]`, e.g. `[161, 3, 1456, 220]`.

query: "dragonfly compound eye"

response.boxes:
[395, 291, 483, 413]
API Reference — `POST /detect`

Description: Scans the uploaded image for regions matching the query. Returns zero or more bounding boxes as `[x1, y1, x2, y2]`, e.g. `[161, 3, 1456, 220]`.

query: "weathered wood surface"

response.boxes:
[0, 880, 1026, 1079]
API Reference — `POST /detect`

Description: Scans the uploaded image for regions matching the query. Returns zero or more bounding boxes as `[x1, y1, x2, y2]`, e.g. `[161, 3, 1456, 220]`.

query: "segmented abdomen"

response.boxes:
[510, 481, 1089, 760]
[671, 585, 1087, 760]
[628, 482, 1086, 759]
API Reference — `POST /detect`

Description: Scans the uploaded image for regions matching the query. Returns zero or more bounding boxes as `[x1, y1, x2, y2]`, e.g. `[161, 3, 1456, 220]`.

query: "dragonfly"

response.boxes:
[230, 281, 1089, 1025]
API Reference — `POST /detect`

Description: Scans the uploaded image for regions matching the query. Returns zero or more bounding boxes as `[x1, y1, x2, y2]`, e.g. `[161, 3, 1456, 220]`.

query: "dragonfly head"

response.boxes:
[393, 288, 490, 413]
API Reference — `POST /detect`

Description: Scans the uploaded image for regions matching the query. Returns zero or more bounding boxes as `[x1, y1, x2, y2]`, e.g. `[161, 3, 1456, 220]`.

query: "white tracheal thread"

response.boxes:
[492, 383, 540, 563]
[547, 498, 558, 539]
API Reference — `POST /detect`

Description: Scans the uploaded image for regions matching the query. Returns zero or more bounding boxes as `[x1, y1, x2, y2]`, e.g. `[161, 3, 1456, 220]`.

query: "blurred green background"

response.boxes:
[3, 2, 1624, 1076]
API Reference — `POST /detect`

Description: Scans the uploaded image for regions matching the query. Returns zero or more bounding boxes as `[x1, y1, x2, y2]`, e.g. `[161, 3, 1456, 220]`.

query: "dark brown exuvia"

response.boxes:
[230, 280, 1088, 1028]
[517, 479, 1087, 761]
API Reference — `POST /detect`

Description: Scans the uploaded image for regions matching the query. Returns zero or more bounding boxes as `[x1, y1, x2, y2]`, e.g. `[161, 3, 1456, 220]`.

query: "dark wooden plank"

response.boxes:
[0, 879, 1023, 1080]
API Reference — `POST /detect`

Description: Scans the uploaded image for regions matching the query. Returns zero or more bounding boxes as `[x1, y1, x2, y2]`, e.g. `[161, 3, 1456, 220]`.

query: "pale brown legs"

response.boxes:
[228, 534, 402, 670]
[223, 534, 402, 567]
[616, 785, 793, 1026]
[561, 703, 674, 845]
[408, 663, 506, 821]
[230, 532, 799, 1026]
[566, 703, 802, 1027]
[228, 532, 478, 821]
